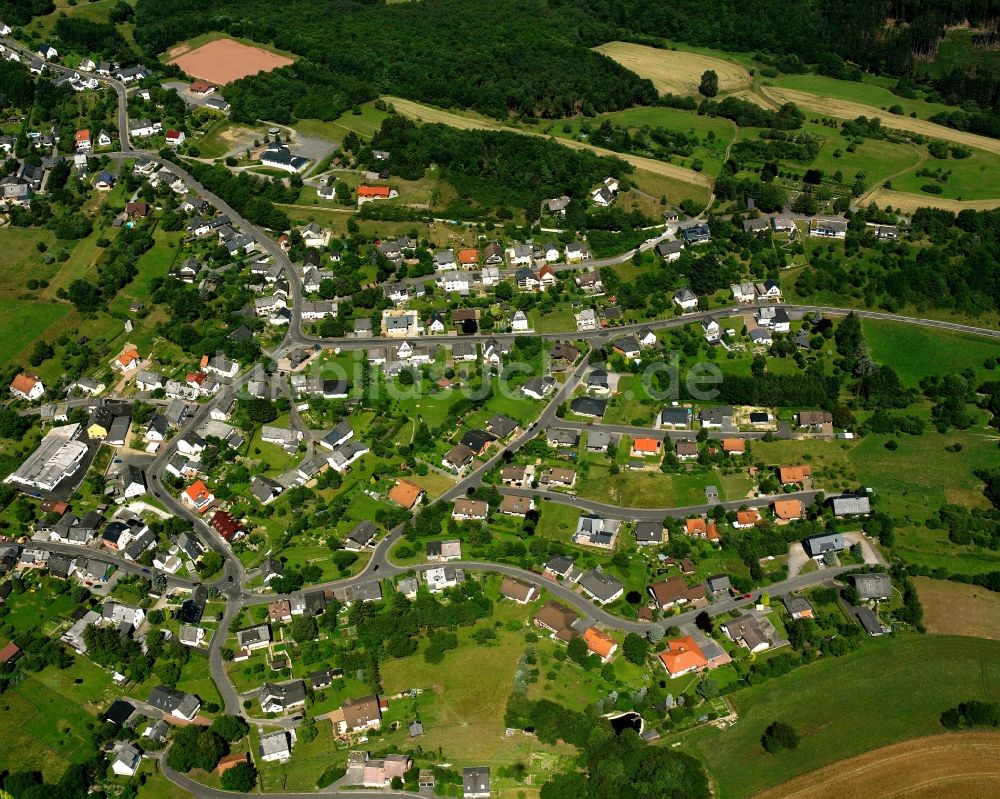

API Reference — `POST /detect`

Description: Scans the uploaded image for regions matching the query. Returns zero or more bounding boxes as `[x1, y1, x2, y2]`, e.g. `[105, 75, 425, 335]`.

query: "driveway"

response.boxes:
[844, 532, 888, 566]
[786, 542, 809, 578]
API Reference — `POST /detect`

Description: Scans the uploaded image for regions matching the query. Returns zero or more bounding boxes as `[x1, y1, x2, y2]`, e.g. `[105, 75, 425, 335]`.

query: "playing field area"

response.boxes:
[752, 732, 1000, 799]
[594, 41, 752, 96]
[168, 37, 294, 84]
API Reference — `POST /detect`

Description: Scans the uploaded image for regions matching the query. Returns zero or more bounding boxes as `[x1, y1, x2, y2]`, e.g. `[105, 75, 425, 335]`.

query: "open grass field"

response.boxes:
[751, 731, 1000, 799]
[545, 106, 735, 179]
[577, 465, 722, 508]
[168, 36, 295, 84]
[861, 320, 1000, 385]
[764, 73, 955, 120]
[889, 146, 1000, 202]
[681, 635, 1000, 799]
[594, 42, 752, 96]
[385, 96, 713, 196]
[379, 603, 575, 767]
[916, 578, 1000, 641]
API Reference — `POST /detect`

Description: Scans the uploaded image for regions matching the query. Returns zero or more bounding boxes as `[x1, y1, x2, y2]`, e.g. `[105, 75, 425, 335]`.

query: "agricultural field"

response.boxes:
[752, 731, 1000, 799]
[681, 635, 1000, 799]
[594, 42, 752, 96]
[915, 578, 1000, 641]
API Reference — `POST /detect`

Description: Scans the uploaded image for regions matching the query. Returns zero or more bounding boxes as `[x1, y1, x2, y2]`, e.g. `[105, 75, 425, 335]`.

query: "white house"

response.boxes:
[673, 287, 698, 311]
[510, 310, 530, 332]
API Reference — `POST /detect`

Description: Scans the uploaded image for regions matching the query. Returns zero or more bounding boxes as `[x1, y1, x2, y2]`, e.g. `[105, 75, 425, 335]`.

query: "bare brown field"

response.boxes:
[169, 38, 294, 85]
[753, 732, 1000, 799]
[595, 42, 752, 96]
[864, 187, 1000, 213]
[385, 96, 713, 192]
[916, 577, 1000, 640]
[758, 85, 1000, 156]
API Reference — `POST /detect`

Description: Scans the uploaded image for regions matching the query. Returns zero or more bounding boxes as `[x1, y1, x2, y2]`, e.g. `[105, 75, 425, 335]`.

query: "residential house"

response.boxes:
[463, 767, 491, 799]
[499, 494, 534, 517]
[649, 576, 705, 609]
[578, 570, 624, 604]
[259, 680, 307, 714]
[809, 218, 848, 238]
[659, 636, 708, 677]
[853, 573, 892, 600]
[673, 287, 698, 311]
[148, 685, 200, 721]
[499, 577, 537, 604]
[657, 240, 683, 261]
[721, 613, 773, 653]
[10, 372, 44, 401]
[452, 499, 489, 521]
[583, 627, 618, 662]
[573, 515, 620, 549]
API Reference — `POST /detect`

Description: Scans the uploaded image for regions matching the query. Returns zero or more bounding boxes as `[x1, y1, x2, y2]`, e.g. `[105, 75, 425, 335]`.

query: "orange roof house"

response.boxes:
[388, 479, 424, 510]
[358, 185, 392, 199]
[705, 520, 719, 541]
[182, 480, 214, 512]
[583, 627, 618, 662]
[722, 438, 746, 454]
[189, 79, 216, 94]
[75, 129, 90, 143]
[685, 518, 706, 537]
[10, 372, 43, 400]
[659, 636, 708, 677]
[458, 248, 478, 267]
[735, 509, 761, 528]
[773, 499, 803, 520]
[115, 348, 141, 370]
[631, 437, 662, 456]
[779, 464, 811, 484]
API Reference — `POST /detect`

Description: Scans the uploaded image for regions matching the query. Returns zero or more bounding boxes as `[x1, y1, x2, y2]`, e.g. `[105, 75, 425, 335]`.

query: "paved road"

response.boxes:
[499, 487, 823, 521]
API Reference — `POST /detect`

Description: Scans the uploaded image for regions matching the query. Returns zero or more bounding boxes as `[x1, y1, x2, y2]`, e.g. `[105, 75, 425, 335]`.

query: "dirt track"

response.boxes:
[594, 42, 752, 96]
[385, 96, 713, 189]
[753, 732, 1000, 799]
[760, 86, 1000, 156]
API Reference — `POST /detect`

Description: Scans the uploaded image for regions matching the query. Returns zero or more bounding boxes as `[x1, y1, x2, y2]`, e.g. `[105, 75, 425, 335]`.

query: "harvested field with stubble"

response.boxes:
[752, 732, 1000, 799]
[862, 187, 1000, 213]
[758, 84, 1000, 156]
[916, 577, 1000, 640]
[594, 42, 752, 96]
[169, 37, 294, 84]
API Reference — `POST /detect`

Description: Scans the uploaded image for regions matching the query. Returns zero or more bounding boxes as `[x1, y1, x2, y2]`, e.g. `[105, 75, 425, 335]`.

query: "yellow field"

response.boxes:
[384, 96, 713, 193]
[753, 732, 1000, 799]
[595, 41, 752, 96]
[864, 187, 1000, 213]
[916, 578, 1000, 640]
[757, 85, 1000, 156]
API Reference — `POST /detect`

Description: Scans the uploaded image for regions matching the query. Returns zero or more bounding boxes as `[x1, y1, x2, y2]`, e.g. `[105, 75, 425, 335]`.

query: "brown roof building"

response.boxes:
[648, 576, 706, 609]
[533, 600, 578, 639]
[499, 577, 537, 604]
[340, 694, 383, 732]
[500, 494, 533, 516]
[388, 479, 424, 509]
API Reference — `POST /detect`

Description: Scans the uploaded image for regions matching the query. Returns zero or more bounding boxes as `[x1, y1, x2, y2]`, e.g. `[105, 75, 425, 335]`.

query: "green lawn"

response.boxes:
[536, 501, 582, 540]
[891, 147, 1000, 201]
[577, 465, 725, 508]
[862, 318, 1000, 385]
[680, 635, 1000, 799]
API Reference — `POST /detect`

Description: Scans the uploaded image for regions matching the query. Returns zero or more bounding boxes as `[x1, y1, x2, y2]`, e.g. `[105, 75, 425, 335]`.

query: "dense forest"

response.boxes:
[133, 0, 656, 120]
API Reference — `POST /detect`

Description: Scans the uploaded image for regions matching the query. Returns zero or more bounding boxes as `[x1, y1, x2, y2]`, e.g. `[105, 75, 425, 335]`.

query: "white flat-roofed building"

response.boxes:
[5, 423, 88, 492]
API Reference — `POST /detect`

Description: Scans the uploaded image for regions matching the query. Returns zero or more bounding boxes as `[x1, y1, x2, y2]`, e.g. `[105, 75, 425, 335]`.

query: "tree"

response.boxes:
[761, 721, 799, 753]
[622, 633, 648, 664]
[696, 678, 719, 698]
[198, 551, 223, 577]
[210, 715, 250, 742]
[221, 762, 257, 792]
[646, 623, 665, 643]
[699, 70, 719, 98]
[566, 636, 591, 667]
[245, 397, 278, 424]
[290, 615, 318, 642]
